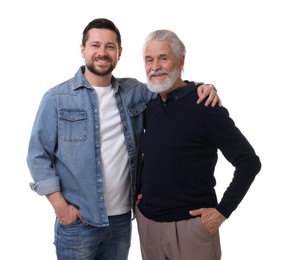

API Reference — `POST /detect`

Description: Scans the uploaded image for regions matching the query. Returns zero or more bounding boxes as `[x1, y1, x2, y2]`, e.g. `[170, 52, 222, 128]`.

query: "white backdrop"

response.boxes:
[1, 0, 284, 259]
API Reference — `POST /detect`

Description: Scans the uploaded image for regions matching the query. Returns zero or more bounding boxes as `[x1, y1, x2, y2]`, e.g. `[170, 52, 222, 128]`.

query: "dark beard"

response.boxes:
[86, 63, 114, 76]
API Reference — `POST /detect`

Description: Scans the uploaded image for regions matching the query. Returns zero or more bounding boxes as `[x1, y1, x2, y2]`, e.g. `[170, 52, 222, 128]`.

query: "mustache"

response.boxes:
[93, 55, 111, 62]
[148, 70, 167, 79]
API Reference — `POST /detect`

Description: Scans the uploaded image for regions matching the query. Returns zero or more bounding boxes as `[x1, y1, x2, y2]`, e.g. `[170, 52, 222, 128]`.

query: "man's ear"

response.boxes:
[118, 47, 123, 61]
[80, 44, 85, 58]
[179, 55, 185, 70]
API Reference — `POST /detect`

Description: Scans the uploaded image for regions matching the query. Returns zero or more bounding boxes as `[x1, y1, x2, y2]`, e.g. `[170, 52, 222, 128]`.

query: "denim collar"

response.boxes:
[72, 66, 120, 92]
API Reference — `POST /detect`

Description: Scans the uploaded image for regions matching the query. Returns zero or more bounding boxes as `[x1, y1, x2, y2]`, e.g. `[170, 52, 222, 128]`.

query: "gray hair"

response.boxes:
[142, 29, 186, 60]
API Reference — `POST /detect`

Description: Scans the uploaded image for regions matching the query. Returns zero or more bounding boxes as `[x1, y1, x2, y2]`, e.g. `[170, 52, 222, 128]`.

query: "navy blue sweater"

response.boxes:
[138, 81, 261, 222]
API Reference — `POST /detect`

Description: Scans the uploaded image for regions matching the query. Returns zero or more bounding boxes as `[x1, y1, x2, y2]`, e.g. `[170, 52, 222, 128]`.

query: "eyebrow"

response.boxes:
[158, 54, 168, 58]
[89, 41, 116, 46]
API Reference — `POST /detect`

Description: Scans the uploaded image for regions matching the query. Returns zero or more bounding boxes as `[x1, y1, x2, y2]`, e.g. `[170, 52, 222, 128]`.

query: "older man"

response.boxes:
[136, 29, 261, 260]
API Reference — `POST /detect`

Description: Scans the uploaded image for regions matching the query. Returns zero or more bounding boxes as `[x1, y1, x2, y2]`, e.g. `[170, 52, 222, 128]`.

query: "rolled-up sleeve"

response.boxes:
[27, 90, 60, 196]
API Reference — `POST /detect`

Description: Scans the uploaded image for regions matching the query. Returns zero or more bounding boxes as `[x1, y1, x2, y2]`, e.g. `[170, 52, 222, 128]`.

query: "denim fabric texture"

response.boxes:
[54, 212, 132, 260]
[27, 66, 154, 227]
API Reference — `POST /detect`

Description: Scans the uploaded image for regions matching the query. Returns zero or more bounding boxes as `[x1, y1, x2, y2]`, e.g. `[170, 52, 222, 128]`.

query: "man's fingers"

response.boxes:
[189, 208, 202, 216]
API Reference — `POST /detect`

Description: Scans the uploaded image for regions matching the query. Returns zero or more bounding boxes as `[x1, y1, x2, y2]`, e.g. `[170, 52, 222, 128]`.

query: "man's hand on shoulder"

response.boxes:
[197, 84, 222, 107]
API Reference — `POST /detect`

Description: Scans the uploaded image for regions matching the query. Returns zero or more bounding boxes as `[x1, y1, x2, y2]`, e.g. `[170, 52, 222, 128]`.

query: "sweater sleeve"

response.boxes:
[205, 105, 261, 218]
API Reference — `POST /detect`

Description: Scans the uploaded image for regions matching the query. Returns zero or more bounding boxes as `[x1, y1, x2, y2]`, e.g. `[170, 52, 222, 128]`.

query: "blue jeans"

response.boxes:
[54, 212, 132, 260]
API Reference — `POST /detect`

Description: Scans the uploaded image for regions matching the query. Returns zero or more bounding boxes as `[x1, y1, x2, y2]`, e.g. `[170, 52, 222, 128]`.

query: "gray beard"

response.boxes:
[146, 67, 180, 93]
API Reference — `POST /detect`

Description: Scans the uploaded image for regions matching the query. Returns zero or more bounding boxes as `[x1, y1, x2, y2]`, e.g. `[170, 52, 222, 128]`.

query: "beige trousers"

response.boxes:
[136, 206, 221, 260]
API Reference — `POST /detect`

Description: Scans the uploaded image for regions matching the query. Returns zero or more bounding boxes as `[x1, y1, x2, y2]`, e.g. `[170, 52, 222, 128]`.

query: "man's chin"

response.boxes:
[95, 67, 114, 76]
[147, 83, 166, 93]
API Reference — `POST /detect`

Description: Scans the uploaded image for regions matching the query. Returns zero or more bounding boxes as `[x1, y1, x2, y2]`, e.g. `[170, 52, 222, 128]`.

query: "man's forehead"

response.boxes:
[145, 41, 172, 56]
[87, 28, 117, 42]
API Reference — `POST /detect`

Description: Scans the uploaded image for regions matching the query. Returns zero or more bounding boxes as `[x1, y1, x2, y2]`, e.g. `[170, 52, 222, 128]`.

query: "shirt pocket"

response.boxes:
[58, 109, 87, 142]
[128, 102, 147, 117]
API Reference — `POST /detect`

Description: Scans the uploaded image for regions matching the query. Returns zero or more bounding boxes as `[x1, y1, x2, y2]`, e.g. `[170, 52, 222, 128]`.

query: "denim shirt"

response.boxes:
[27, 66, 155, 227]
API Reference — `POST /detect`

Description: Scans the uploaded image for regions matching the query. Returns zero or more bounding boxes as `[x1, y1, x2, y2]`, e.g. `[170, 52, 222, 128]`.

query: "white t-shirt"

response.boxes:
[93, 85, 130, 216]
